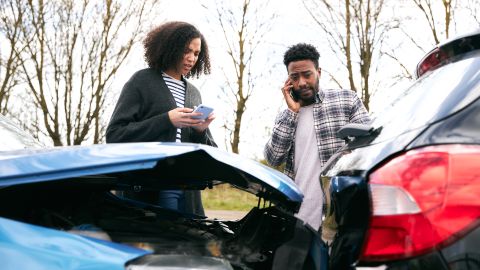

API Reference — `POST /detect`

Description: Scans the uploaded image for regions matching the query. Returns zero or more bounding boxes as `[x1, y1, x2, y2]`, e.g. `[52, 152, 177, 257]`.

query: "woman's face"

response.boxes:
[180, 37, 201, 76]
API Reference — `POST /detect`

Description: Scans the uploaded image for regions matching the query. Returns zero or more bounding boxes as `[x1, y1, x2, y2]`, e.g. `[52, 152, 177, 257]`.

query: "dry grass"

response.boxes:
[202, 184, 258, 211]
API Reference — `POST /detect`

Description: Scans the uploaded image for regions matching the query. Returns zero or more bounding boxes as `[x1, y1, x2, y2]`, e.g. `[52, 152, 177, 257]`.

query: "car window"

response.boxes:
[370, 52, 480, 141]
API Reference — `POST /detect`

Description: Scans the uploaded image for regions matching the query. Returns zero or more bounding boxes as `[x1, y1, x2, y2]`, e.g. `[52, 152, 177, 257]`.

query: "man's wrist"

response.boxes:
[287, 107, 299, 114]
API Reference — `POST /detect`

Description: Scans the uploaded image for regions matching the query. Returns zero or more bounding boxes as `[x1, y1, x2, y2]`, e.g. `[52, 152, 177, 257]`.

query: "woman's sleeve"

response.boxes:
[106, 80, 174, 143]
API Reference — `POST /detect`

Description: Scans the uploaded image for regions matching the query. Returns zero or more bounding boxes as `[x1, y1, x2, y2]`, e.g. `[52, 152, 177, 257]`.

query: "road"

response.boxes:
[205, 210, 247, 220]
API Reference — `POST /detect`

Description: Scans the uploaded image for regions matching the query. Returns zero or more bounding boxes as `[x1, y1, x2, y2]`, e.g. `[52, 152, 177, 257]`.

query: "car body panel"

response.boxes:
[322, 128, 420, 176]
[410, 94, 480, 147]
[326, 176, 370, 270]
[0, 217, 150, 270]
[0, 142, 303, 210]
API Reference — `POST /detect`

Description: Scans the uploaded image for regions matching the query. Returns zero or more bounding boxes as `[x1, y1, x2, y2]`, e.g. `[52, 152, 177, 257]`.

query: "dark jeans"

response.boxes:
[122, 189, 203, 215]
[157, 190, 185, 211]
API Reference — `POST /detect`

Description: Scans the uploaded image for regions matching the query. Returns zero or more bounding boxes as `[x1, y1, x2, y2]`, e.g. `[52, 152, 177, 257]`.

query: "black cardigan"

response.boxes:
[106, 68, 216, 146]
[106, 68, 216, 216]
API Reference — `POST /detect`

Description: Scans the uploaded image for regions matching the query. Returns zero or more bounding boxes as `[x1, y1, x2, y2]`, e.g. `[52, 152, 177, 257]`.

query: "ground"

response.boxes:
[205, 209, 247, 220]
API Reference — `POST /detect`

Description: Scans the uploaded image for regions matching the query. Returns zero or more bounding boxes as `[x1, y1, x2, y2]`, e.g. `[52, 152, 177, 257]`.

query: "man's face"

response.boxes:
[287, 60, 321, 105]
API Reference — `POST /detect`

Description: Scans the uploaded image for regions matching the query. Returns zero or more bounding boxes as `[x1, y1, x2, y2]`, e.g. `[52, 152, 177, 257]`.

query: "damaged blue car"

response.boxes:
[0, 114, 326, 270]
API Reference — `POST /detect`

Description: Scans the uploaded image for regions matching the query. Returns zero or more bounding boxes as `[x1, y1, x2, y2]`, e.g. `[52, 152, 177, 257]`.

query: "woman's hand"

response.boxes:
[168, 107, 215, 132]
[192, 113, 215, 133]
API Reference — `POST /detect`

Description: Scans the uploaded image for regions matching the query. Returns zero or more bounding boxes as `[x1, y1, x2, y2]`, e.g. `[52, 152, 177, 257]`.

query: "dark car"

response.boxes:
[321, 30, 480, 269]
[0, 114, 327, 270]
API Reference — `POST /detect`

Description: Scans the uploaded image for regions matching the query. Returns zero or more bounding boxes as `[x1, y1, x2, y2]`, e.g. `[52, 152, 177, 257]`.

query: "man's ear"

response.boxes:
[317, 67, 322, 77]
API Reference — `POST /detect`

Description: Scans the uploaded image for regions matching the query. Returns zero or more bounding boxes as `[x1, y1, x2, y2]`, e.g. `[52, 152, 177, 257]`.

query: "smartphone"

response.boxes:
[290, 89, 300, 102]
[191, 104, 214, 120]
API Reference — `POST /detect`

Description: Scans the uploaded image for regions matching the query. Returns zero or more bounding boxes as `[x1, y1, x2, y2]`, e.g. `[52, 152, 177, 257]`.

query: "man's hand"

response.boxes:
[282, 78, 301, 113]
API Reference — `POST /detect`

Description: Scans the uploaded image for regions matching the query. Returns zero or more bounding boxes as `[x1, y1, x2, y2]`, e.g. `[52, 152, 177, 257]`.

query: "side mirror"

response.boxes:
[336, 123, 373, 141]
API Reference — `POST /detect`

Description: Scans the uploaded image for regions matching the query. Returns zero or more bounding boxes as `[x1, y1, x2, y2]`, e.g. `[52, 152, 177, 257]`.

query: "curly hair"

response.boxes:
[283, 43, 320, 69]
[143, 21, 211, 78]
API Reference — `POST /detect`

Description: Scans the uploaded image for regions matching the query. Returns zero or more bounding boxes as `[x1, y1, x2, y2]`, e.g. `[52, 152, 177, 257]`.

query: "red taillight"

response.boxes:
[361, 145, 480, 262]
[416, 48, 449, 78]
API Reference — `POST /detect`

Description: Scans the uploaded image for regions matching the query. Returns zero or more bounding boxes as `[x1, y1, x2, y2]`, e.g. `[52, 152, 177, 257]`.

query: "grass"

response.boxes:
[202, 184, 258, 211]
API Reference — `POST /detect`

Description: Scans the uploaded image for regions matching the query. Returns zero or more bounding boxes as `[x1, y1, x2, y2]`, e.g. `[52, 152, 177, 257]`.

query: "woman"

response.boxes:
[106, 21, 216, 216]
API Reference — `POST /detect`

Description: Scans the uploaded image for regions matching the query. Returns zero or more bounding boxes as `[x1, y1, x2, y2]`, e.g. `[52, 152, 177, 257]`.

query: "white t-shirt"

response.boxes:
[294, 104, 324, 230]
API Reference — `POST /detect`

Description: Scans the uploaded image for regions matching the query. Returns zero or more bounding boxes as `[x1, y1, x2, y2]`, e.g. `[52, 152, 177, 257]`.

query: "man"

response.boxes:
[264, 43, 370, 230]
[106, 21, 216, 216]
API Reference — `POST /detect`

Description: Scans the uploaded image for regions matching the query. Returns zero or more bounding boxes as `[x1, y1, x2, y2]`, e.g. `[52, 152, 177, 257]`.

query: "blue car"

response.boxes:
[0, 114, 326, 270]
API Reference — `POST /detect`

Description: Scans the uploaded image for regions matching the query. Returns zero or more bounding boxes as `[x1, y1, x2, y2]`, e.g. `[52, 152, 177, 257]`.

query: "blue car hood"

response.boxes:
[0, 142, 302, 211]
[0, 216, 150, 270]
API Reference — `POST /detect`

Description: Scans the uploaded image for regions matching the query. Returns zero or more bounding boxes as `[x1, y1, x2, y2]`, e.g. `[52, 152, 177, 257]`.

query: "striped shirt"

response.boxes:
[162, 73, 185, 142]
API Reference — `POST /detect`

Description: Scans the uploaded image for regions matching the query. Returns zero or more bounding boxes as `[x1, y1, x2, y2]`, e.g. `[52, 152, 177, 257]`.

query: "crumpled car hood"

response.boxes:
[0, 142, 303, 211]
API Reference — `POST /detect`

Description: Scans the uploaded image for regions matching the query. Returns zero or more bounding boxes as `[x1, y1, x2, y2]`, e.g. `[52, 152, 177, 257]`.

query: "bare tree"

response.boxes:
[352, 0, 391, 108]
[302, 0, 354, 90]
[411, 0, 455, 43]
[7, 0, 159, 146]
[303, 0, 395, 110]
[202, 0, 277, 154]
[0, 0, 27, 114]
[408, 0, 480, 43]
[382, 0, 460, 86]
[464, 0, 480, 26]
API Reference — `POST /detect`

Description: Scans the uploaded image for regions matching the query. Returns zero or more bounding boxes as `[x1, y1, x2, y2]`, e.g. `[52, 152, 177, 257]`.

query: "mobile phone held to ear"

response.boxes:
[290, 89, 300, 102]
[191, 104, 214, 120]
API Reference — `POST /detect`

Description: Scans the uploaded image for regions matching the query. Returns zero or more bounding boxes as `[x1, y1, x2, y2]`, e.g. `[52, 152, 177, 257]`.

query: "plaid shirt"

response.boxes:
[264, 89, 371, 179]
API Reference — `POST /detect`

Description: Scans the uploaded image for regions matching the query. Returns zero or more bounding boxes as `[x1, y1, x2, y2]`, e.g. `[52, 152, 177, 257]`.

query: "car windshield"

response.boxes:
[370, 51, 480, 141]
[0, 114, 44, 151]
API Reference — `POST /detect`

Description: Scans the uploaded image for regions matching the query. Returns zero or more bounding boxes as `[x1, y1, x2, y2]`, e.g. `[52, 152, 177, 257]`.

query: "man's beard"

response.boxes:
[297, 77, 319, 105]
